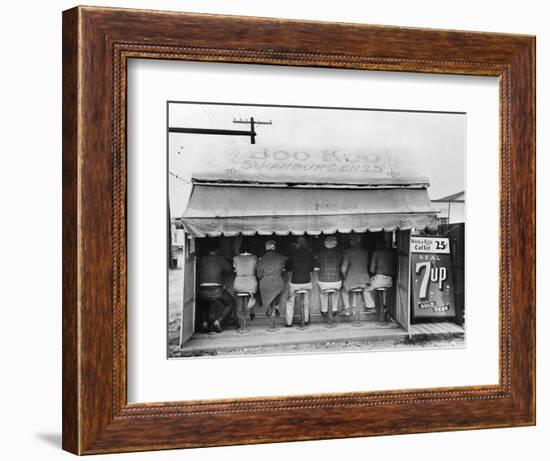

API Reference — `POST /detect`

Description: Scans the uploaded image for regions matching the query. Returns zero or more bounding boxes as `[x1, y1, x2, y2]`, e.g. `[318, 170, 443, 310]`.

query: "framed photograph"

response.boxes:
[62, 6, 535, 455]
[166, 101, 465, 361]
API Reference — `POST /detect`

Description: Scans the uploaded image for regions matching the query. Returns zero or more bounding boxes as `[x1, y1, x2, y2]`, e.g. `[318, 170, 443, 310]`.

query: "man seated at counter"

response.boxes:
[368, 239, 397, 308]
[197, 244, 235, 333]
[233, 245, 258, 323]
[316, 235, 343, 317]
[341, 234, 375, 315]
[285, 236, 314, 327]
[256, 240, 287, 317]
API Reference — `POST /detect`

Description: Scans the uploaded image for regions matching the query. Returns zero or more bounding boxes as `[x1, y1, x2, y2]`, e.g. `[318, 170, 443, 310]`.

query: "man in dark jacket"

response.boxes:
[256, 240, 287, 317]
[197, 245, 235, 333]
[285, 236, 314, 326]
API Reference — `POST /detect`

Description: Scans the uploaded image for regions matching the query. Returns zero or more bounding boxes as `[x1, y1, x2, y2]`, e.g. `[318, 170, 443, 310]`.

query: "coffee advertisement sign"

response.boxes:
[410, 236, 456, 319]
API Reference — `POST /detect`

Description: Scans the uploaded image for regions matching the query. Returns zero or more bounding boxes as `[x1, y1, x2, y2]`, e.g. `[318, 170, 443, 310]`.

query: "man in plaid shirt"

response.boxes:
[315, 236, 343, 315]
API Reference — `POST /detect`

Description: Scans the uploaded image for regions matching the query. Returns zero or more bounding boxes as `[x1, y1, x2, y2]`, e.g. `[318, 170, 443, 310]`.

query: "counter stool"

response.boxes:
[236, 292, 250, 334]
[295, 289, 310, 330]
[351, 288, 364, 327]
[375, 287, 391, 323]
[267, 302, 279, 332]
[323, 288, 338, 329]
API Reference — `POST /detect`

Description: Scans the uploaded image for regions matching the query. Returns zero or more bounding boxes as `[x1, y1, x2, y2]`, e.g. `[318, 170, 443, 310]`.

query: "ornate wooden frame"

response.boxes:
[62, 6, 535, 455]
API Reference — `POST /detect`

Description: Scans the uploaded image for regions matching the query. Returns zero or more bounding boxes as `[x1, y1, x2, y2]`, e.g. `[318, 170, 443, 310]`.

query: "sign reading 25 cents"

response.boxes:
[410, 236, 456, 319]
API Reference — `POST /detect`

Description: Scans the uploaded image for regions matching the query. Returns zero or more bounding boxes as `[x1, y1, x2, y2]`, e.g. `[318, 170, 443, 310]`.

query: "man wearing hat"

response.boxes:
[341, 234, 375, 315]
[315, 235, 343, 316]
[256, 240, 287, 316]
[285, 236, 314, 327]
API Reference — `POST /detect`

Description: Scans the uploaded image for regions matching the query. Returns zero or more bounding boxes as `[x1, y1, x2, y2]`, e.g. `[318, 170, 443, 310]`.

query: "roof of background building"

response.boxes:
[433, 190, 465, 202]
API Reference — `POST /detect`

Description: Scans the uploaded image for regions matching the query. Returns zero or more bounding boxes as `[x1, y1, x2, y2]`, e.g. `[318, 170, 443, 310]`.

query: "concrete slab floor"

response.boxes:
[171, 320, 464, 358]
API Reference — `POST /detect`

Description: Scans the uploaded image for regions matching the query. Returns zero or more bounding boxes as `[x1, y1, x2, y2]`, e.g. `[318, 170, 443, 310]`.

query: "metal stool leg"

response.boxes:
[301, 292, 306, 328]
[326, 291, 336, 329]
[238, 295, 248, 334]
[298, 292, 306, 329]
[353, 291, 361, 327]
[378, 289, 388, 323]
[385, 290, 391, 322]
[267, 301, 278, 332]
[295, 290, 309, 330]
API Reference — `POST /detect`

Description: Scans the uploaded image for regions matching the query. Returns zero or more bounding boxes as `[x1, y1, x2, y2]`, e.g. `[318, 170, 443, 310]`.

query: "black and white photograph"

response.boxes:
[167, 101, 466, 358]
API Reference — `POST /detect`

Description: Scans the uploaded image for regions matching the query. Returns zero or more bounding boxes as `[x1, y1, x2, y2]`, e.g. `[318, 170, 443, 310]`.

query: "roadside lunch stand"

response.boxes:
[176, 148, 442, 345]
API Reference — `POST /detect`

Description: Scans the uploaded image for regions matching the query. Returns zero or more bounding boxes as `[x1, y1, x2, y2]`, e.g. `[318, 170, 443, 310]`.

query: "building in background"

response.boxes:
[170, 219, 185, 268]
[171, 220, 185, 247]
[432, 191, 465, 225]
[431, 191, 465, 326]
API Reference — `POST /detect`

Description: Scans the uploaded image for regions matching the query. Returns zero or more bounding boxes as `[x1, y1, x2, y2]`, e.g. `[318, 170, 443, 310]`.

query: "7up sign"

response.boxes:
[410, 236, 456, 319]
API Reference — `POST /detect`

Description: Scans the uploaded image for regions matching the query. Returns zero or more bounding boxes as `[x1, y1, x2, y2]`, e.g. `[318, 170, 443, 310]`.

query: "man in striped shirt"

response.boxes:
[315, 236, 343, 316]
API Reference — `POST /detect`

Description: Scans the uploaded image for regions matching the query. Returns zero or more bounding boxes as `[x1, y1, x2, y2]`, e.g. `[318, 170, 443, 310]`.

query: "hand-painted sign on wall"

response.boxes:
[192, 147, 429, 187]
[410, 236, 456, 319]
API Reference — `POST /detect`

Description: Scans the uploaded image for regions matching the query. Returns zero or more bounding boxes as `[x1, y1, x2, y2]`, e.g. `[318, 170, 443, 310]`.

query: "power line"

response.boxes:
[169, 171, 191, 184]
[205, 106, 235, 145]
[233, 117, 272, 126]
[232, 117, 272, 144]
[211, 107, 236, 145]
[169, 115, 272, 145]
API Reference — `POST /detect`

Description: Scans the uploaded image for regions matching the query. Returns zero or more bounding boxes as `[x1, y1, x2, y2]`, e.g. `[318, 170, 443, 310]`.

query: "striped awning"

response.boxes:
[181, 184, 438, 237]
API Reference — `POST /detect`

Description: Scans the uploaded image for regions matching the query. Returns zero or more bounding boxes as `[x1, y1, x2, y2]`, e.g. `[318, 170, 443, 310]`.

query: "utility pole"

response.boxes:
[168, 116, 272, 144]
[232, 117, 272, 144]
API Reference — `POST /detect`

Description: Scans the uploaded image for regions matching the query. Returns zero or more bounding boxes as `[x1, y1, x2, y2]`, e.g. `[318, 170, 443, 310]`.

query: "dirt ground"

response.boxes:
[168, 267, 185, 347]
[169, 335, 465, 358]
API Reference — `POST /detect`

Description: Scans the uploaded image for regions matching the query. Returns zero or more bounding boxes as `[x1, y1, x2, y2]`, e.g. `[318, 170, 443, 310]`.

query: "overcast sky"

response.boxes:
[168, 102, 465, 217]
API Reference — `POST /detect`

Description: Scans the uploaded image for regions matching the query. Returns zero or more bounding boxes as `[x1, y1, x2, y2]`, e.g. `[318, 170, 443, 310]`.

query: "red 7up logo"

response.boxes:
[415, 261, 448, 300]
